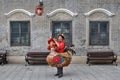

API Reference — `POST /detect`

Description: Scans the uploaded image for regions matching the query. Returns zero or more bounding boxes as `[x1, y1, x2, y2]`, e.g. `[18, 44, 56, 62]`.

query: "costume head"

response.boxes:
[47, 38, 56, 50]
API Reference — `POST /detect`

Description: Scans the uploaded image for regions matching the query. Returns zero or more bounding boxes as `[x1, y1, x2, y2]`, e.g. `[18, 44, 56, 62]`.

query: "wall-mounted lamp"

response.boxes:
[39, 0, 43, 6]
[35, 0, 44, 16]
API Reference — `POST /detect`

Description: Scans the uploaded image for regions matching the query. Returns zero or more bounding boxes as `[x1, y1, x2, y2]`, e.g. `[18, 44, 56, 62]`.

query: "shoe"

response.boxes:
[58, 74, 63, 78]
[54, 73, 59, 76]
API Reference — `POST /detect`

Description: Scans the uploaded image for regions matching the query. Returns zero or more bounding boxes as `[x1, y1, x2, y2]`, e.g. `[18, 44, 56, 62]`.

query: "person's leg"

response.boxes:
[58, 67, 63, 78]
[54, 67, 59, 76]
[60, 67, 63, 75]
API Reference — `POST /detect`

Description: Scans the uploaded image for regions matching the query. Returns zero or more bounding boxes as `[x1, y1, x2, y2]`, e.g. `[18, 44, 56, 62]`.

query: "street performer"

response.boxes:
[46, 34, 75, 78]
[53, 34, 65, 78]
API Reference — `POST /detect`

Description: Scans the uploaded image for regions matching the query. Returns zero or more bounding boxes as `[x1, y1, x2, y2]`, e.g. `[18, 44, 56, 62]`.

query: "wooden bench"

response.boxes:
[87, 51, 117, 66]
[25, 52, 49, 65]
[0, 50, 8, 65]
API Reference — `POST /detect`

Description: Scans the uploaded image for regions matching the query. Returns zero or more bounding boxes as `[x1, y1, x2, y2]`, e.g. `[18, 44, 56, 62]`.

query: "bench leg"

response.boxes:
[3, 59, 7, 64]
[86, 58, 89, 64]
[1, 59, 5, 66]
[89, 64, 90, 66]
[25, 58, 29, 66]
[86, 61, 88, 64]
[88, 62, 91, 66]
[25, 60, 29, 66]
[25, 60, 31, 66]
[112, 61, 117, 66]
[114, 62, 118, 66]
[25, 61, 29, 66]
[1, 62, 4, 66]
[1, 61, 4, 66]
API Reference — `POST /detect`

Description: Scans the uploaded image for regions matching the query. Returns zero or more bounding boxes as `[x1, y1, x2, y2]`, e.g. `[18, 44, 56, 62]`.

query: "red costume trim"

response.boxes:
[47, 38, 56, 50]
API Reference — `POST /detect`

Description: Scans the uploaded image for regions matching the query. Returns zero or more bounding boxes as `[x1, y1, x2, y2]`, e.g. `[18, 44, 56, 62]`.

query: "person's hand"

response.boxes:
[53, 38, 59, 46]
[53, 38, 57, 42]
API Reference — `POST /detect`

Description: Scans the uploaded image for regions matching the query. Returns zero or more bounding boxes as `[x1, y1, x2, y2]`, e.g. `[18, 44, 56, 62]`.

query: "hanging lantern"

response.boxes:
[36, 6, 43, 16]
[35, 0, 44, 16]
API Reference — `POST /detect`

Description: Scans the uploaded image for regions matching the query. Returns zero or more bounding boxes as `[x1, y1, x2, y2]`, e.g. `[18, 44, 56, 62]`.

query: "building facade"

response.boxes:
[0, 0, 120, 60]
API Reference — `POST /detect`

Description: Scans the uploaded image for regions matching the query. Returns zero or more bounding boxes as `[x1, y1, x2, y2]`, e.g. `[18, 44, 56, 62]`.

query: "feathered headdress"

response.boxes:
[57, 34, 65, 40]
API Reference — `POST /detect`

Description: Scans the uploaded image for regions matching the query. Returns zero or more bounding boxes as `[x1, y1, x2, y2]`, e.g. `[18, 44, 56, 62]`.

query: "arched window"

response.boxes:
[84, 8, 115, 47]
[47, 8, 78, 46]
[4, 9, 34, 46]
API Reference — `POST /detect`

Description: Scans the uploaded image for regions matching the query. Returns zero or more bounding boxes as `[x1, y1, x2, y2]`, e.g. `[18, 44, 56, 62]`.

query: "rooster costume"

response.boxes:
[46, 35, 71, 67]
[46, 34, 72, 78]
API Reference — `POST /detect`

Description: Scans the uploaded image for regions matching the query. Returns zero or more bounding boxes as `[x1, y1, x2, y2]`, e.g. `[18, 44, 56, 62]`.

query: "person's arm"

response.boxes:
[53, 38, 59, 47]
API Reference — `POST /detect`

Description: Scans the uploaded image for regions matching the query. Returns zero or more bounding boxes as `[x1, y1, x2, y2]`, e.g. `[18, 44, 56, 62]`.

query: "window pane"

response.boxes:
[62, 22, 70, 29]
[10, 21, 30, 46]
[10, 22, 20, 32]
[62, 28, 69, 34]
[100, 22, 109, 32]
[89, 21, 109, 46]
[90, 21, 98, 33]
[63, 33, 71, 45]
[21, 33, 30, 45]
[21, 22, 29, 32]
[11, 33, 20, 46]
[89, 33, 99, 45]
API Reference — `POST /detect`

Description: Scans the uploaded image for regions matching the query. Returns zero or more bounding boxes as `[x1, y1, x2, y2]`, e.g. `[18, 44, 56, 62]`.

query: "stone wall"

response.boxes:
[0, 0, 120, 56]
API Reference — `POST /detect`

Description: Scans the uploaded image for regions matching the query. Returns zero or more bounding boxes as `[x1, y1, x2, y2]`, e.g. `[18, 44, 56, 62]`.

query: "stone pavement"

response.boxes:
[0, 64, 120, 80]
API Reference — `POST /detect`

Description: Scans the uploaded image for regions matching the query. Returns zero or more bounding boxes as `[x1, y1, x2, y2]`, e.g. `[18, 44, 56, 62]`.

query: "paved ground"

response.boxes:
[0, 64, 120, 80]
